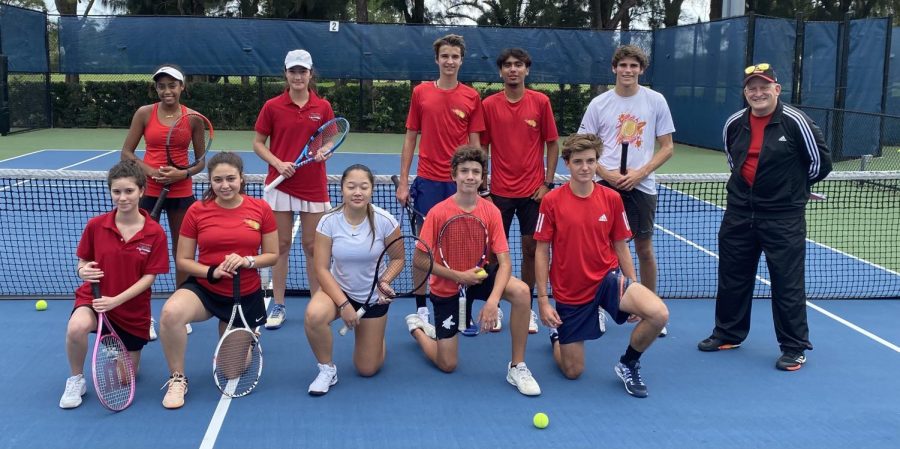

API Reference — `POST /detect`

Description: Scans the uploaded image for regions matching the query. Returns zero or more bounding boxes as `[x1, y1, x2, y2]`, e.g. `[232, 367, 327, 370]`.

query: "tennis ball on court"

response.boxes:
[35, 299, 48, 311]
[533, 412, 549, 429]
[475, 268, 488, 279]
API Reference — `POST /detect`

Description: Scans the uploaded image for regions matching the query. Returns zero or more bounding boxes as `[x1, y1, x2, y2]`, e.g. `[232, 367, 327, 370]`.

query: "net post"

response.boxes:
[0, 55, 9, 136]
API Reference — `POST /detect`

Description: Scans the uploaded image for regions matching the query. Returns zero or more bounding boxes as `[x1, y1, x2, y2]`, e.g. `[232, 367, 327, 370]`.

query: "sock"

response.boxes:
[415, 294, 427, 309]
[620, 345, 643, 366]
[549, 327, 559, 345]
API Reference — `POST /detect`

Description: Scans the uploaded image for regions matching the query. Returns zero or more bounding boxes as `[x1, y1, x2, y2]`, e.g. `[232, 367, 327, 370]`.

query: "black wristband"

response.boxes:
[338, 300, 350, 310]
[207, 264, 220, 284]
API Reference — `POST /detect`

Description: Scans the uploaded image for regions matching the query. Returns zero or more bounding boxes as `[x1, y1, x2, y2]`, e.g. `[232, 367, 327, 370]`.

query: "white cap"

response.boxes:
[152, 66, 184, 82]
[284, 49, 313, 70]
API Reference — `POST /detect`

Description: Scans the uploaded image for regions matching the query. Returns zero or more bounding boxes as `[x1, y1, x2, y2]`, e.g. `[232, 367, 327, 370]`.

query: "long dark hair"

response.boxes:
[202, 152, 246, 202]
[332, 164, 376, 248]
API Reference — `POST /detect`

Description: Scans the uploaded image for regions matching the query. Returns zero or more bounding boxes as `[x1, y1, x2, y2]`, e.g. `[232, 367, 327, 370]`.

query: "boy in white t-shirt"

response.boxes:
[577, 44, 675, 337]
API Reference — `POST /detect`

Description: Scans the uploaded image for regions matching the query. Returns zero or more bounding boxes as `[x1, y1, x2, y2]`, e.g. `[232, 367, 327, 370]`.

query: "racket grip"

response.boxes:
[458, 295, 466, 332]
[619, 142, 629, 175]
[338, 307, 367, 336]
[149, 187, 169, 221]
[264, 175, 285, 193]
[91, 283, 101, 299]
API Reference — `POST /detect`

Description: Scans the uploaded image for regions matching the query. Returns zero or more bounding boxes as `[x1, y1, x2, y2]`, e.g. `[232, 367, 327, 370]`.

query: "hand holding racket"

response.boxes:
[213, 273, 263, 397]
[90, 282, 136, 412]
[437, 214, 489, 333]
[150, 112, 214, 221]
[264, 117, 350, 193]
[339, 235, 434, 335]
[391, 175, 426, 234]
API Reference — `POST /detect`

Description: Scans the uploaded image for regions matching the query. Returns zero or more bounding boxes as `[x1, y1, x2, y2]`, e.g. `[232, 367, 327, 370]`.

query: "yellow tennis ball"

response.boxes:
[35, 299, 48, 311]
[533, 412, 549, 429]
[475, 268, 488, 279]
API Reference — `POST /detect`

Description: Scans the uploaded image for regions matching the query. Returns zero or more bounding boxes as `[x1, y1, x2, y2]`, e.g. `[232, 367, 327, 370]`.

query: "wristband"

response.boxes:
[207, 264, 221, 284]
[185, 170, 191, 180]
[338, 300, 351, 310]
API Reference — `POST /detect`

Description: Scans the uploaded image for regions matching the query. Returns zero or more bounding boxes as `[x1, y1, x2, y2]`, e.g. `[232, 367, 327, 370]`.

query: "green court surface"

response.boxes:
[0, 128, 730, 173]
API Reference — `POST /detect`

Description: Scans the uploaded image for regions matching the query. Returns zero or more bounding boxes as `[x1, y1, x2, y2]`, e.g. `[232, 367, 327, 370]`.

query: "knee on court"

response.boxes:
[436, 359, 457, 373]
[560, 363, 584, 380]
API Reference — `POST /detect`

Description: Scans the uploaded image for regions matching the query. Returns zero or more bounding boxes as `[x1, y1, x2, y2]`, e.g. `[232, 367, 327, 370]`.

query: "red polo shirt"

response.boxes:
[255, 90, 334, 202]
[533, 184, 631, 305]
[406, 82, 485, 182]
[75, 209, 169, 339]
[481, 90, 558, 197]
[180, 195, 277, 297]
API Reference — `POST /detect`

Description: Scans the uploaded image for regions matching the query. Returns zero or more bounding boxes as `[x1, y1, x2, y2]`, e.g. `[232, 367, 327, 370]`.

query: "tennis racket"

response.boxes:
[436, 214, 489, 333]
[150, 112, 214, 221]
[339, 234, 434, 335]
[620, 141, 628, 175]
[390, 175, 426, 234]
[213, 273, 263, 397]
[90, 283, 136, 412]
[264, 117, 350, 193]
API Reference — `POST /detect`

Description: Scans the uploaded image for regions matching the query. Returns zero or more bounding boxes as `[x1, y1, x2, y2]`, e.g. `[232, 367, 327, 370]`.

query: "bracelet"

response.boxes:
[537, 294, 549, 298]
[207, 264, 220, 284]
[185, 170, 191, 180]
[338, 300, 350, 310]
[76, 266, 84, 276]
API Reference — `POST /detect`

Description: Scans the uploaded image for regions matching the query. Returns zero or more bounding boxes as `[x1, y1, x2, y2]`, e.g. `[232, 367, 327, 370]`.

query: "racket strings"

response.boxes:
[95, 335, 134, 410]
[439, 218, 488, 270]
[214, 329, 262, 397]
[308, 119, 349, 157]
[376, 236, 434, 297]
[166, 114, 211, 169]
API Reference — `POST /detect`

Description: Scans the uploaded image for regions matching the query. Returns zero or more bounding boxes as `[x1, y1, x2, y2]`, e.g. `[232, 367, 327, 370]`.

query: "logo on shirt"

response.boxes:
[599, 214, 608, 222]
[452, 108, 466, 119]
[136, 243, 152, 255]
[524, 119, 537, 128]
[778, 135, 787, 142]
[244, 219, 261, 231]
[616, 113, 647, 148]
[309, 112, 323, 122]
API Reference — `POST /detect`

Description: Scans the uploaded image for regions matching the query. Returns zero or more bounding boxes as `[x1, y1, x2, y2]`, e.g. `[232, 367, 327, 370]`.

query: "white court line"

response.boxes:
[200, 215, 299, 448]
[656, 223, 900, 353]
[0, 149, 46, 164]
[0, 150, 118, 193]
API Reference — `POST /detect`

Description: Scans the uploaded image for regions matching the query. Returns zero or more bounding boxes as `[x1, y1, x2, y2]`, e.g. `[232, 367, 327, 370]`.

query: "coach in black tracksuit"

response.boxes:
[698, 64, 832, 371]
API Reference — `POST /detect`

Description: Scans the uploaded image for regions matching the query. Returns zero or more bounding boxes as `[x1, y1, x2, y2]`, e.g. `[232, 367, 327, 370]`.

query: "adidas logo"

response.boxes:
[778, 135, 787, 142]
[599, 214, 608, 222]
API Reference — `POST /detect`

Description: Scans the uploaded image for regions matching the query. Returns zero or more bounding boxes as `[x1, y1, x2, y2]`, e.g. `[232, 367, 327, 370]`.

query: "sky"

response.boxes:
[41, 0, 713, 25]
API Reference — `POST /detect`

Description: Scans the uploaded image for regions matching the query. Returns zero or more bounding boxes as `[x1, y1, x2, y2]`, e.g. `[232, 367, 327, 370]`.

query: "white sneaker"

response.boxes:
[659, 325, 668, 338]
[308, 363, 338, 396]
[416, 306, 430, 325]
[186, 323, 193, 335]
[59, 374, 86, 409]
[149, 317, 158, 341]
[405, 313, 436, 339]
[598, 306, 608, 334]
[265, 304, 286, 330]
[528, 310, 539, 334]
[507, 362, 541, 396]
[491, 308, 503, 332]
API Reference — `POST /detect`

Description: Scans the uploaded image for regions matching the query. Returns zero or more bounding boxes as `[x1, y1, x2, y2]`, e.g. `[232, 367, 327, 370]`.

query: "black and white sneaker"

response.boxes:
[615, 361, 648, 398]
[775, 351, 806, 371]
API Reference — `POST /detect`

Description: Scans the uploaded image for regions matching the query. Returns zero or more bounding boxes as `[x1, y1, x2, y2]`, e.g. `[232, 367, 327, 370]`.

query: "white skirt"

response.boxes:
[263, 188, 331, 213]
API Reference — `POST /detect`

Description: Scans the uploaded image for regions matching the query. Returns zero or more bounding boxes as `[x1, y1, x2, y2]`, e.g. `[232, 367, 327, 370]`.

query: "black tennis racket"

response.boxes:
[150, 112, 213, 221]
[339, 234, 434, 335]
[212, 273, 263, 397]
[390, 175, 426, 235]
[436, 214, 489, 333]
[620, 141, 628, 175]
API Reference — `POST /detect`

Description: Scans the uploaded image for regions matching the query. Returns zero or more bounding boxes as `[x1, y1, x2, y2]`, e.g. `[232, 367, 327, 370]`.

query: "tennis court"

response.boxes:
[0, 145, 898, 448]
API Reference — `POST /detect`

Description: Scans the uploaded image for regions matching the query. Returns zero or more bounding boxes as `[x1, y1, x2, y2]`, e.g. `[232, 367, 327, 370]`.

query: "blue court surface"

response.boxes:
[1, 150, 899, 448]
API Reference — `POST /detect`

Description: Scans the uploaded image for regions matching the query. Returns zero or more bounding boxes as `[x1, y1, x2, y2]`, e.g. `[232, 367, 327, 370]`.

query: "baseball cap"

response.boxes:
[285, 50, 313, 70]
[743, 63, 777, 86]
[152, 66, 184, 82]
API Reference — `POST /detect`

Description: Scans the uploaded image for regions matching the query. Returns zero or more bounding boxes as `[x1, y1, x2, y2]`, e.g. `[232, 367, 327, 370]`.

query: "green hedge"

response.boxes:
[26, 80, 594, 134]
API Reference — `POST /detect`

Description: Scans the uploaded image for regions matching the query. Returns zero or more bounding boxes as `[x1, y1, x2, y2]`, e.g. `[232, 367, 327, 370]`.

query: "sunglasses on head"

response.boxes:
[744, 63, 771, 74]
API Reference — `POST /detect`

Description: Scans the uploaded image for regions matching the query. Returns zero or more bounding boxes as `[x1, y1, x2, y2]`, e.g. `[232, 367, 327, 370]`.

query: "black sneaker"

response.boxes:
[697, 336, 742, 352]
[615, 361, 648, 398]
[775, 351, 806, 371]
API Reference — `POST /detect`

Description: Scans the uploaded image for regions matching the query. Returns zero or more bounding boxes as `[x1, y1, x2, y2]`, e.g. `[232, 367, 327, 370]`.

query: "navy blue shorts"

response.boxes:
[556, 269, 632, 345]
[430, 263, 498, 340]
[410, 177, 456, 220]
[139, 195, 196, 219]
[180, 277, 267, 329]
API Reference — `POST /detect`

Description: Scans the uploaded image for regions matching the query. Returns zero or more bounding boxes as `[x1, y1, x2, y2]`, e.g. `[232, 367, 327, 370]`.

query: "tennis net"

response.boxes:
[1, 169, 898, 299]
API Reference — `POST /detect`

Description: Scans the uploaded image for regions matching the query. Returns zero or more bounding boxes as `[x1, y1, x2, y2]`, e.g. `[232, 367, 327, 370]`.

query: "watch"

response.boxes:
[545, 182, 555, 189]
[245, 256, 256, 268]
